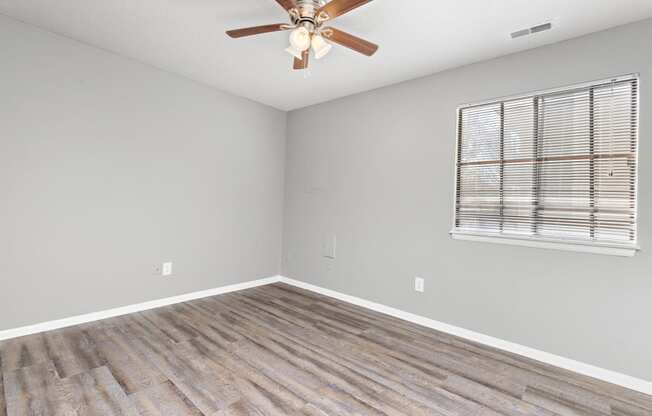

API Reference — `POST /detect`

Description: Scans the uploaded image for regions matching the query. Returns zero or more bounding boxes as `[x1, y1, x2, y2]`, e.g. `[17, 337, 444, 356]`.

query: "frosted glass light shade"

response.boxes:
[311, 34, 332, 60]
[285, 46, 304, 59]
[289, 27, 311, 51]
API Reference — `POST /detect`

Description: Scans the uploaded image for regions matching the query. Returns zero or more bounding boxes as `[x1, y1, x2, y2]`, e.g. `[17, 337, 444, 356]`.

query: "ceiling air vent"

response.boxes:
[511, 22, 553, 39]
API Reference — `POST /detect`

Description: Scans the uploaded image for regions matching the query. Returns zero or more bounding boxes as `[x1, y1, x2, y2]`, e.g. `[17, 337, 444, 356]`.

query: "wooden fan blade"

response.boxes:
[274, 0, 297, 11]
[317, 0, 373, 21]
[322, 27, 378, 56]
[226, 24, 290, 38]
[293, 50, 310, 70]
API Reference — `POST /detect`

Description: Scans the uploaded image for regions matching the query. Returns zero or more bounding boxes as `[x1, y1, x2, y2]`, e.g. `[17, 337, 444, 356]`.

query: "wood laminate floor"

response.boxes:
[1, 283, 651, 416]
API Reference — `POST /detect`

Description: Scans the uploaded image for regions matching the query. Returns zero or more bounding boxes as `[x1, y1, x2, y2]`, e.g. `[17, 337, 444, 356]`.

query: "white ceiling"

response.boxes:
[1, 0, 652, 110]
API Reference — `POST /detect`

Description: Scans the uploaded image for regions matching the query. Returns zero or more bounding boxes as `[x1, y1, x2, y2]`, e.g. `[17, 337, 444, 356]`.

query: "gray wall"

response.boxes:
[0, 15, 286, 330]
[283, 19, 652, 381]
[2, 10, 650, 382]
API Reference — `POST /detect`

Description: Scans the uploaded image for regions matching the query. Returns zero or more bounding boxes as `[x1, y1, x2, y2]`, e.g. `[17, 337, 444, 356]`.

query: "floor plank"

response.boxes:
[0, 358, 6, 416]
[129, 380, 203, 416]
[65, 366, 139, 416]
[3, 362, 77, 416]
[1, 282, 651, 416]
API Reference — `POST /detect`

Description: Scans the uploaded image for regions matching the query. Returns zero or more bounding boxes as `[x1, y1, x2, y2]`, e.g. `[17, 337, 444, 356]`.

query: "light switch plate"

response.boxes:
[415, 277, 425, 293]
[162, 262, 173, 277]
[323, 235, 336, 259]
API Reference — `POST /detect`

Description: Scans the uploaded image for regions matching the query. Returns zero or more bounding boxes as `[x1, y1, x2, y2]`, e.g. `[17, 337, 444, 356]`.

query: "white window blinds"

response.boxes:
[452, 76, 639, 255]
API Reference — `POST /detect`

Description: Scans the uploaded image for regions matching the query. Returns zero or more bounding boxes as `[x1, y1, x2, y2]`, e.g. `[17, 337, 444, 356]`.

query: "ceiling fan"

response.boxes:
[226, 0, 378, 70]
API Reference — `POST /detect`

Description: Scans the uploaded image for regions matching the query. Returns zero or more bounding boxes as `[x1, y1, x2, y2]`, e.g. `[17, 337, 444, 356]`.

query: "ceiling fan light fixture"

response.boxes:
[311, 34, 332, 60]
[289, 26, 311, 52]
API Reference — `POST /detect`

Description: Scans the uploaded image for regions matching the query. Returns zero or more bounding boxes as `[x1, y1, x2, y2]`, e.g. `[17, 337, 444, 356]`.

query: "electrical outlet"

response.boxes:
[414, 277, 425, 293]
[162, 262, 173, 277]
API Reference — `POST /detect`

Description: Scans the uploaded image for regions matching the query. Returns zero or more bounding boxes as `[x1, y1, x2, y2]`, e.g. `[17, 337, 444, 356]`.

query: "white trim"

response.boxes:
[0, 276, 281, 341]
[451, 232, 638, 257]
[633, 75, 642, 255]
[278, 276, 652, 395]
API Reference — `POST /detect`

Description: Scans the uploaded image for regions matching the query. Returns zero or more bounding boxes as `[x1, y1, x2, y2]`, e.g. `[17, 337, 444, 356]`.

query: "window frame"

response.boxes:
[450, 74, 641, 257]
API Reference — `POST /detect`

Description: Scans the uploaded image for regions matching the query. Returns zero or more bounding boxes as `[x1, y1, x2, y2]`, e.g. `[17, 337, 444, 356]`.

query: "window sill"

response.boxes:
[450, 232, 639, 257]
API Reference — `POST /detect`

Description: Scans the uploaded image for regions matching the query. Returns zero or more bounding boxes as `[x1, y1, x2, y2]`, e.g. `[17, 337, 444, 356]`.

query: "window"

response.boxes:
[452, 75, 640, 256]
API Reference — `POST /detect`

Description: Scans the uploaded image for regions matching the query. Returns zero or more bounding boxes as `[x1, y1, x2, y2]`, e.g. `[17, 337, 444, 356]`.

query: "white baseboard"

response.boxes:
[277, 276, 652, 396]
[0, 276, 281, 341]
[2, 274, 650, 395]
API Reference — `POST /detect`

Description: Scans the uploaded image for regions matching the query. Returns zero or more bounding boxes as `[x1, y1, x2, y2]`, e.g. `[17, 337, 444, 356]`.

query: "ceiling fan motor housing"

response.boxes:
[291, 0, 327, 31]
